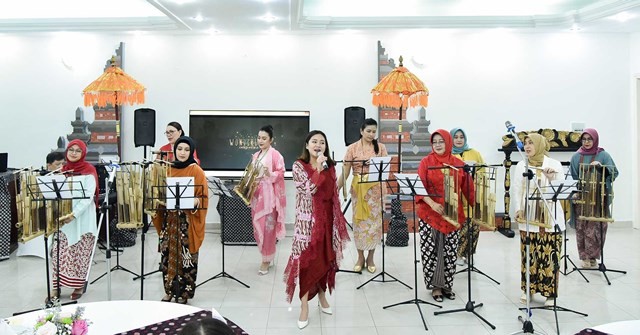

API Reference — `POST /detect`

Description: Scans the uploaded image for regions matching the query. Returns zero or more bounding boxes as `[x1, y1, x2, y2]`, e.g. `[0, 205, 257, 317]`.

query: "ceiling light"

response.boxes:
[608, 12, 636, 22]
[260, 14, 277, 22]
[207, 27, 220, 35]
[193, 14, 204, 22]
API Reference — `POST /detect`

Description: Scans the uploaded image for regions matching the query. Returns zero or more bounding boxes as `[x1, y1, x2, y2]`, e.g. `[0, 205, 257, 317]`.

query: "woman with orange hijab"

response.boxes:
[153, 136, 208, 304]
[415, 130, 474, 302]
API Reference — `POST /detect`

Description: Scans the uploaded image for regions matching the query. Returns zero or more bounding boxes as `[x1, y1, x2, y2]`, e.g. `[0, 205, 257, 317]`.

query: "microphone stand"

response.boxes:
[504, 128, 542, 335]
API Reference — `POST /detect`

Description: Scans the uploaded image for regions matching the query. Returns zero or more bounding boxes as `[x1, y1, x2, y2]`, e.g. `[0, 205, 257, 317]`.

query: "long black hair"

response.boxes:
[360, 118, 380, 154]
[298, 130, 336, 167]
[167, 121, 185, 137]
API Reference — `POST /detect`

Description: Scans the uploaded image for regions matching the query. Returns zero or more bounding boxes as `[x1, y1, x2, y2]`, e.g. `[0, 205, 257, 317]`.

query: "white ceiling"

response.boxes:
[1, 0, 640, 33]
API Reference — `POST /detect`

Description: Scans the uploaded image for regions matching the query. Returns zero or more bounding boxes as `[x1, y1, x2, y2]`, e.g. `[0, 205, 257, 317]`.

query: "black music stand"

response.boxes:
[518, 181, 588, 335]
[382, 173, 441, 331]
[357, 157, 411, 290]
[155, 176, 208, 301]
[90, 163, 137, 298]
[14, 175, 88, 315]
[197, 177, 249, 289]
[559, 175, 589, 281]
[435, 164, 496, 330]
[573, 165, 626, 285]
[454, 164, 500, 286]
[133, 151, 160, 301]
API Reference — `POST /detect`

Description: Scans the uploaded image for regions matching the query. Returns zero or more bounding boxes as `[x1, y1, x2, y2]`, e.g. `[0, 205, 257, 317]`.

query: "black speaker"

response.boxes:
[134, 108, 156, 147]
[344, 106, 365, 146]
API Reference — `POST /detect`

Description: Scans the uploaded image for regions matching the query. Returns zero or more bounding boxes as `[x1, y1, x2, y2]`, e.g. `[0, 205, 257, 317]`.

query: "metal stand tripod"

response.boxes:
[91, 165, 137, 285]
[574, 221, 626, 285]
[197, 178, 249, 289]
[435, 164, 495, 329]
[382, 175, 441, 331]
[357, 160, 411, 290]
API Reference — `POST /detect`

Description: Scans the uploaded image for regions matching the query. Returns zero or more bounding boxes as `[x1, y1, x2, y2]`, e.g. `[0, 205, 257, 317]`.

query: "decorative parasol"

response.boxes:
[371, 55, 428, 172]
[82, 56, 146, 157]
[82, 56, 146, 107]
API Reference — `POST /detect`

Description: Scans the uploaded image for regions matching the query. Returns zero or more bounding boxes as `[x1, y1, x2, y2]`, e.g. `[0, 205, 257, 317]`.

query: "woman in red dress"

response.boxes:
[156, 121, 200, 164]
[283, 130, 350, 329]
[415, 129, 474, 302]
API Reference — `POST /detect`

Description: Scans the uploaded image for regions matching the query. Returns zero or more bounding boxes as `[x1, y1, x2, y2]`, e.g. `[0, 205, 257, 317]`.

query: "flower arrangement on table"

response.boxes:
[33, 303, 90, 335]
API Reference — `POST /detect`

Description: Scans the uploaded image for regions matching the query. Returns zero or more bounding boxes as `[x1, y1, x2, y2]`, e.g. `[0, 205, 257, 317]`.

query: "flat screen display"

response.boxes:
[189, 110, 310, 175]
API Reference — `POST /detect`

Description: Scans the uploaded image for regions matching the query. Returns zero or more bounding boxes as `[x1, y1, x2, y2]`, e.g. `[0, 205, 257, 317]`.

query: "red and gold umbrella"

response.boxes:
[371, 55, 428, 172]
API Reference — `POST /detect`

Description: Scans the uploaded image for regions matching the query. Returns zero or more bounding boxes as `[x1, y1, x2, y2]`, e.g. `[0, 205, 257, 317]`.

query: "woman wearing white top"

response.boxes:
[511, 133, 565, 307]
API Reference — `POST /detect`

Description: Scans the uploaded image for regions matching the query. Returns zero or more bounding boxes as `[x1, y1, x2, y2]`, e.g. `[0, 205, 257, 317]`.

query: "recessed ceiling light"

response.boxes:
[608, 12, 636, 22]
[193, 14, 204, 22]
[207, 27, 220, 35]
[260, 14, 277, 22]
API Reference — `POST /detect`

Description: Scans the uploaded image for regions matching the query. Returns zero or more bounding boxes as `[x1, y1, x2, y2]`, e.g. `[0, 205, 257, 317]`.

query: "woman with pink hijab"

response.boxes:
[570, 128, 618, 268]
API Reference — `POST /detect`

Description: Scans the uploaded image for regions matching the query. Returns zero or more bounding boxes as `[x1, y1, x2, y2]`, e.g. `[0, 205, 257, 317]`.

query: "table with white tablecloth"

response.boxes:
[5, 300, 222, 335]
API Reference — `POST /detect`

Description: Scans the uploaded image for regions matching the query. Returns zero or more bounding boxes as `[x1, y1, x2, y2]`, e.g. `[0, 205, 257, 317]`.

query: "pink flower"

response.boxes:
[71, 319, 89, 335]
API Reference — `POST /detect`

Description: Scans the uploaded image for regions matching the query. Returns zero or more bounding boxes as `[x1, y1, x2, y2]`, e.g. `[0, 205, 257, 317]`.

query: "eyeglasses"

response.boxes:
[164, 130, 178, 136]
[68, 149, 83, 154]
[581, 138, 593, 143]
[432, 141, 445, 145]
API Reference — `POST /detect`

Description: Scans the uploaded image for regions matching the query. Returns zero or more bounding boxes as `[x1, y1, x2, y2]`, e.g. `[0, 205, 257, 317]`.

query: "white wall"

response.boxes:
[0, 30, 633, 224]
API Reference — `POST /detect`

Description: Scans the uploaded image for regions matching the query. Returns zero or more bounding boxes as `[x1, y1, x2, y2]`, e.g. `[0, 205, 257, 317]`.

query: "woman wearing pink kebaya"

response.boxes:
[250, 125, 286, 275]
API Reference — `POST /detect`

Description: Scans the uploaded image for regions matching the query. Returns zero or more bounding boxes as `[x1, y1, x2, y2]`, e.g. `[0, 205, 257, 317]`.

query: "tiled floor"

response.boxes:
[1, 226, 638, 335]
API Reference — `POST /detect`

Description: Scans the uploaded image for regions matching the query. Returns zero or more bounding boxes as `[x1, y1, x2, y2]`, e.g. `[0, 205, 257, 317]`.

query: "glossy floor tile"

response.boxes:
[1, 226, 638, 334]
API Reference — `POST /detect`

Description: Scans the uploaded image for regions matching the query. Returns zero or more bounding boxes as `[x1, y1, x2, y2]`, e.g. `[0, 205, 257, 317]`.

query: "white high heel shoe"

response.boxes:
[318, 301, 332, 315]
[297, 319, 309, 329]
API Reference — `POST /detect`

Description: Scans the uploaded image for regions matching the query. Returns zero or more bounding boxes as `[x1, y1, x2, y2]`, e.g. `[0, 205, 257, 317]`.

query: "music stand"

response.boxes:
[357, 157, 411, 290]
[454, 164, 501, 285]
[434, 164, 496, 330]
[337, 158, 374, 276]
[382, 173, 441, 331]
[573, 165, 626, 285]
[90, 163, 138, 299]
[15, 175, 88, 315]
[197, 177, 249, 289]
[153, 176, 208, 301]
[559, 175, 589, 282]
[518, 180, 588, 335]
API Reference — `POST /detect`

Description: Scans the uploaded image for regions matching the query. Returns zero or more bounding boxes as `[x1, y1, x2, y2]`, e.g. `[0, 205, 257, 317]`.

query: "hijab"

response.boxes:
[450, 128, 470, 154]
[576, 128, 604, 156]
[172, 136, 198, 169]
[525, 133, 550, 167]
[62, 139, 99, 198]
[430, 129, 455, 164]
